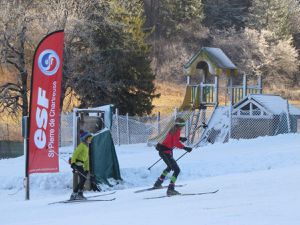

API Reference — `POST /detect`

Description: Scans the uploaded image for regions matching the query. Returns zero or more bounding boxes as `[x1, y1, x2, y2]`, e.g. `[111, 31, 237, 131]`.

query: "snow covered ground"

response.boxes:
[1, 134, 300, 225]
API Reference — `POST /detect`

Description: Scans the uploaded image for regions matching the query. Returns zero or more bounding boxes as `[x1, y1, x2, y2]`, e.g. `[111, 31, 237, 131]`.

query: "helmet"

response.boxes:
[175, 117, 185, 127]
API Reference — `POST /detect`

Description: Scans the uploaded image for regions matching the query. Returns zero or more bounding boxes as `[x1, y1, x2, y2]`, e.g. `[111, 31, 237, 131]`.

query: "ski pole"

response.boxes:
[175, 151, 188, 161]
[147, 158, 162, 170]
[148, 150, 189, 170]
[53, 151, 102, 191]
[148, 148, 190, 170]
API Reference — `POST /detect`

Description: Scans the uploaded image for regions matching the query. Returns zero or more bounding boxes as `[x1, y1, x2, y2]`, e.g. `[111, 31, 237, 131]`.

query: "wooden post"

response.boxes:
[229, 76, 233, 105]
[214, 76, 219, 105]
[200, 82, 203, 103]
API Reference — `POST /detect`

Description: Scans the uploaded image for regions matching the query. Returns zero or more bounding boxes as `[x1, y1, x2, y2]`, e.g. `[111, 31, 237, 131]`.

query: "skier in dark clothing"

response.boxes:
[153, 117, 192, 196]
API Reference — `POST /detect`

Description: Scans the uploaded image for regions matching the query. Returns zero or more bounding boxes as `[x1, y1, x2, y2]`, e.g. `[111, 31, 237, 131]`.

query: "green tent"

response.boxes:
[90, 129, 122, 186]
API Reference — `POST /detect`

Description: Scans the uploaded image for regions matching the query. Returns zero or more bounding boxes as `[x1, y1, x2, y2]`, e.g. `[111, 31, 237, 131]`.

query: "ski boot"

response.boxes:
[153, 178, 163, 189]
[167, 184, 181, 196]
[77, 190, 87, 200]
[70, 192, 78, 200]
[167, 189, 181, 196]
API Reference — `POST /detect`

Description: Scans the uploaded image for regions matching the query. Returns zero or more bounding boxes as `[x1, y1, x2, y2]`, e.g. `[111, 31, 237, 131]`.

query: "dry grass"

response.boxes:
[152, 81, 186, 116]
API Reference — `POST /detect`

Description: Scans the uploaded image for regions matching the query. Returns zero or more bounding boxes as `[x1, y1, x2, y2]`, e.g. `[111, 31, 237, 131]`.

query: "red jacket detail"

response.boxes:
[161, 128, 185, 154]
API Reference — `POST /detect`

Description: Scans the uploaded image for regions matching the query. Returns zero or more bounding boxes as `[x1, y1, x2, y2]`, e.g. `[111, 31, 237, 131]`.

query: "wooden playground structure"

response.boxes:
[148, 47, 263, 146]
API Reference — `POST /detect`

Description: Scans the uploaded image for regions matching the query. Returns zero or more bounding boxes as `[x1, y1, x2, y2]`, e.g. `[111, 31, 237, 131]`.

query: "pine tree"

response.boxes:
[248, 0, 300, 39]
[155, 0, 204, 37]
[202, 0, 251, 29]
[71, 0, 159, 116]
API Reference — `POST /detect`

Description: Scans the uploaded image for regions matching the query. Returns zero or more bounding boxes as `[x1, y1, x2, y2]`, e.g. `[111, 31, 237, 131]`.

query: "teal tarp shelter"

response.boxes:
[90, 128, 122, 186]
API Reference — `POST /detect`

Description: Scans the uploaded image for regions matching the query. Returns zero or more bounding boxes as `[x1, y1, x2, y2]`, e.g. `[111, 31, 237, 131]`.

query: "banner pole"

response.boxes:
[23, 116, 30, 200]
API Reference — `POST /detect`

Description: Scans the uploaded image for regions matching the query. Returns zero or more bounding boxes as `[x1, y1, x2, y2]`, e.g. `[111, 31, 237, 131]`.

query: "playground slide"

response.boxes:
[195, 106, 230, 147]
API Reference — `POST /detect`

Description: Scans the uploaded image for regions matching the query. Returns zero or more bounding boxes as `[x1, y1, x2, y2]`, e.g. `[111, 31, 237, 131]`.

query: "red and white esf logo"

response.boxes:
[38, 49, 60, 76]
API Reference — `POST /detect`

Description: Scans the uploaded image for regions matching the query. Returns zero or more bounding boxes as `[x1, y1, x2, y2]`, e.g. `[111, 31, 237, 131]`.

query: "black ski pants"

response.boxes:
[159, 151, 180, 179]
[73, 165, 88, 193]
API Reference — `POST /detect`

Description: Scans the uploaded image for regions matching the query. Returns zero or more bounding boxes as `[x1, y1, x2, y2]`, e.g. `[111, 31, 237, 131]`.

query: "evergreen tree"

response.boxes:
[248, 0, 300, 39]
[71, 0, 158, 116]
[203, 0, 251, 30]
[155, 0, 204, 37]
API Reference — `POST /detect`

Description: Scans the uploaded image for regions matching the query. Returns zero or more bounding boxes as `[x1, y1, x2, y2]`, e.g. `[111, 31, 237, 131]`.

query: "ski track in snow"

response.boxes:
[1, 133, 300, 225]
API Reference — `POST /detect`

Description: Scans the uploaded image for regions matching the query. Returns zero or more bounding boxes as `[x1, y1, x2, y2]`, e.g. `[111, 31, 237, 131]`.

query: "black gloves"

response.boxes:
[180, 137, 187, 142]
[71, 163, 76, 172]
[183, 146, 192, 152]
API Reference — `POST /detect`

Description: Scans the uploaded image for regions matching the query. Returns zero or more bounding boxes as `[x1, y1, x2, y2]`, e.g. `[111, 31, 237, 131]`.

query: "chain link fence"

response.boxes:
[1, 103, 300, 158]
[0, 122, 22, 141]
[230, 112, 299, 139]
[59, 113, 74, 147]
[200, 104, 300, 145]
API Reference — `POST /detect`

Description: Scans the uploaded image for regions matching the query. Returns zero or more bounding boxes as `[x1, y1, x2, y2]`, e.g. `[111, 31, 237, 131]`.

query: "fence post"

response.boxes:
[258, 75, 262, 94]
[228, 103, 232, 140]
[174, 107, 178, 119]
[243, 73, 247, 98]
[286, 100, 291, 133]
[116, 108, 120, 145]
[72, 108, 78, 150]
[6, 123, 9, 140]
[126, 113, 130, 144]
[157, 112, 161, 134]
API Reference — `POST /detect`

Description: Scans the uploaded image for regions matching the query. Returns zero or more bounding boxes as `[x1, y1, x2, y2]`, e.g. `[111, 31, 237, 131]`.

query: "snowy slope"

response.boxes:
[1, 134, 300, 225]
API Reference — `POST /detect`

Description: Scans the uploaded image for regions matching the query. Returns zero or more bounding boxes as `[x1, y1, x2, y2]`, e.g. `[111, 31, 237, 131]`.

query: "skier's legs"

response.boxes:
[74, 166, 87, 193]
[160, 152, 180, 187]
[168, 159, 180, 189]
[153, 152, 172, 187]
[159, 153, 180, 191]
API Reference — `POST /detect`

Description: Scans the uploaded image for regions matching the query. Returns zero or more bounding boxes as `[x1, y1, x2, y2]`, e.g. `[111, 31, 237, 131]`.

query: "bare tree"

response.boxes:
[212, 28, 299, 87]
[0, 0, 94, 116]
[0, 1, 42, 117]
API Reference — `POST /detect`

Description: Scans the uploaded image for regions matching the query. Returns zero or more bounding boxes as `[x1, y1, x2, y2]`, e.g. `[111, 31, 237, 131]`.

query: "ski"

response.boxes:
[144, 189, 219, 199]
[134, 184, 186, 193]
[86, 191, 116, 199]
[48, 197, 116, 205]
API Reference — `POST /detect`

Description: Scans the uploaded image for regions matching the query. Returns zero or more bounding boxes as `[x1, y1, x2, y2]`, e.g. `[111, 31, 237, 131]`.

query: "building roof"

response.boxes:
[183, 47, 238, 76]
[234, 94, 300, 115]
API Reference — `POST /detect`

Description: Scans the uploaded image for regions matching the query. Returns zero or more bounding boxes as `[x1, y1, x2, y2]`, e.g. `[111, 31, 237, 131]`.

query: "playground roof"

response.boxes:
[184, 47, 238, 76]
[234, 94, 300, 116]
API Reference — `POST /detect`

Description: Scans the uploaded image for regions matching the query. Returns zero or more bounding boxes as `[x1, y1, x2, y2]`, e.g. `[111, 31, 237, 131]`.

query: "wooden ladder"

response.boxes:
[188, 109, 201, 144]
